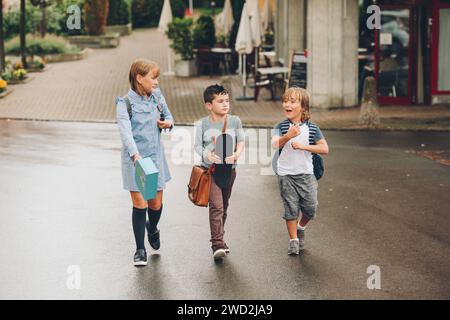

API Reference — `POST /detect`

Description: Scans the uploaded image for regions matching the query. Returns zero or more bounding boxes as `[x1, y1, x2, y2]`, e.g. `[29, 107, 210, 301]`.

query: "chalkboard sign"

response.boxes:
[288, 52, 307, 89]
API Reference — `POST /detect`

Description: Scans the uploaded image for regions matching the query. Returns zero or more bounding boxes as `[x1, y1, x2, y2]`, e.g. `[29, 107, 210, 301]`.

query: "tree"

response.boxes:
[20, 0, 27, 68]
[30, 0, 53, 38]
[0, 0, 5, 72]
[84, 0, 109, 35]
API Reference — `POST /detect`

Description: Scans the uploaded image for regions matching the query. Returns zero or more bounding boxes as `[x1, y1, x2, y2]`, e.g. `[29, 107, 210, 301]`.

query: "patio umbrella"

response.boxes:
[261, 0, 273, 32]
[246, 0, 259, 18]
[158, 0, 172, 33]
[235, 2, 253, 100]
[216, 0, 234, 37]
[158, 0, 174, 75]
[250, 1, 263, 70]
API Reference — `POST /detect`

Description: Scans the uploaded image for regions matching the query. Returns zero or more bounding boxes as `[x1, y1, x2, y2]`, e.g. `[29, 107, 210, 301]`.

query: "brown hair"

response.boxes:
[129, 59, 160, 96]
[282, 87, 311, 122]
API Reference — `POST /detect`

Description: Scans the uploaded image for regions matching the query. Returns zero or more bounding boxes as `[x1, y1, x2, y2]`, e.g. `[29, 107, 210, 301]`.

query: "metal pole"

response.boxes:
[0, 0, 5, 72]
[20, 0, 27, 68]
[189, 0, 193, 15]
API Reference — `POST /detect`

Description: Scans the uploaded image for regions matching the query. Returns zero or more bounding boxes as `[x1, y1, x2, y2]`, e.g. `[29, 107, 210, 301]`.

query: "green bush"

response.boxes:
[2, 1, 41, 40]
[166, 17, 194, 60]
[55, 0, 86, 36]
[2, 0, 85, 39]
[132, 0, 185, 29]
[108, 0, 132, 26]
[5, 34, 79, 56]
[193, 15, 216, 48]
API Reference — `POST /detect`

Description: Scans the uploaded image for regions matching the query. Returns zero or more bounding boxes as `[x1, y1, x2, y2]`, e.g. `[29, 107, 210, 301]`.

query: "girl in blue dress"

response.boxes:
[116, 59, 174, 266]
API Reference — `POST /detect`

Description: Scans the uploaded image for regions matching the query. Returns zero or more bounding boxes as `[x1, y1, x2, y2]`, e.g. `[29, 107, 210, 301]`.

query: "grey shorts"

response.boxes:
[278, 174, 318, 221]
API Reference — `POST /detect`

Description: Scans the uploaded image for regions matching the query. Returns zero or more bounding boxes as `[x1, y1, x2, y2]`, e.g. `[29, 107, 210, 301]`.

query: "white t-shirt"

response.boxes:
[273, 120, 324, 176]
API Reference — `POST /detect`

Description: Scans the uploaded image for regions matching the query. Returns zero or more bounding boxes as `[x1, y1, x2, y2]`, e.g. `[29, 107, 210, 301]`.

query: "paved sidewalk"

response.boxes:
[0, 28, 449, 130]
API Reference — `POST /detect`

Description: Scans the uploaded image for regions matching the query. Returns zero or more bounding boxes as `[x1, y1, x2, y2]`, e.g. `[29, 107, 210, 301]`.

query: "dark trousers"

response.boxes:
[208, 169, 236, 250]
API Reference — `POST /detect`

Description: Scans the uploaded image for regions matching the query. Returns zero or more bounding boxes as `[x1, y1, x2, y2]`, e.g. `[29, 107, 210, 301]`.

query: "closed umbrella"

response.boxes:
[216, 0, 234, 37]
[261, 0, 273, 32]
[235, 2, 253, 100]
[250, 1, 263, 70]
[159, 0, 174, 75]
[246, 0, 259, 18]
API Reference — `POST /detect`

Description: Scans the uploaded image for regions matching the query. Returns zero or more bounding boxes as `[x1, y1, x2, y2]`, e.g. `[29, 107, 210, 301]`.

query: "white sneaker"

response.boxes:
[213, 248, 226, 260]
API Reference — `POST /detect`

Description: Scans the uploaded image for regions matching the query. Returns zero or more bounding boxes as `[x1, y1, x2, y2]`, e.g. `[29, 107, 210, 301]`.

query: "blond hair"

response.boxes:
[283, 87, 311, 122]
[129, 59, 160, 96]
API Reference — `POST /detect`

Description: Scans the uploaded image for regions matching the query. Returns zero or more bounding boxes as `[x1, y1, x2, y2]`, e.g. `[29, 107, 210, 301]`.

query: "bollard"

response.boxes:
[359, 76, 380, 128]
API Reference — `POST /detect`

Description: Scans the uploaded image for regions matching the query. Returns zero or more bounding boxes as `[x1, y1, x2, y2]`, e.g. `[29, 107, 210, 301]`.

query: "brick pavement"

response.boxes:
[1, 28, 449, 130]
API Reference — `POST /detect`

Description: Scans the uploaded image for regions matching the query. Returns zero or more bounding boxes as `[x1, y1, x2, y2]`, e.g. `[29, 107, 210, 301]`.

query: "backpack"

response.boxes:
[271, 121, 324, 180]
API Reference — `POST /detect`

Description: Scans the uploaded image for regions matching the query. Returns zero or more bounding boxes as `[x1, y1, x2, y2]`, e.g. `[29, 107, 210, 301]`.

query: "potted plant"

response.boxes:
[166, 18, 196, 77]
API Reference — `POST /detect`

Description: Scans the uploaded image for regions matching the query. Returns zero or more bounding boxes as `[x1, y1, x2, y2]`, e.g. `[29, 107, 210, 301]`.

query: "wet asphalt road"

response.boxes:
[0, 119, 449, 300]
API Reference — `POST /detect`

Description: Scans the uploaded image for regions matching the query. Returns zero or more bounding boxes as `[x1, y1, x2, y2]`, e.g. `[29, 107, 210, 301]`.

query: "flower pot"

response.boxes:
[174, 59, 197, 77]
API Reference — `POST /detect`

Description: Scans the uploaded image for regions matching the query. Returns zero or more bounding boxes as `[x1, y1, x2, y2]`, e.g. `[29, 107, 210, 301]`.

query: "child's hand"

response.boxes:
[157, 119, 172, 129]
[225, 152, 237, 164]
[132, 153, 142, 165]
[286, 124, 301, 139]
[207, 152, 222, 164]
[291, 142, 305, 150]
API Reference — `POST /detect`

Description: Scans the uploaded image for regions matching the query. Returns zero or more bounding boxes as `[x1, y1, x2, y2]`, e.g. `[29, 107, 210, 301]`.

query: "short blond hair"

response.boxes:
[283, 87, 311, 122]
[129, 59, 160, 96]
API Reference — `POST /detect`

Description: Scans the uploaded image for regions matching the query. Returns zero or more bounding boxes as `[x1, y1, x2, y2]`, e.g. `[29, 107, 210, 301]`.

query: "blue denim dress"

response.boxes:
[116, 88, 173, 192]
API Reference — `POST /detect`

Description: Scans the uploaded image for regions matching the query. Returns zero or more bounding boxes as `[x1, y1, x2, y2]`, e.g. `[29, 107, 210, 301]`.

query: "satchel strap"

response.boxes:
[222, 115, 228, 134]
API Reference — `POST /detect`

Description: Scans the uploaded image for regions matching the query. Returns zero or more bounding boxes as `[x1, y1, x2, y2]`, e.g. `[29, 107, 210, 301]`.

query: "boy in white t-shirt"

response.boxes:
[272, 88, 329, 255]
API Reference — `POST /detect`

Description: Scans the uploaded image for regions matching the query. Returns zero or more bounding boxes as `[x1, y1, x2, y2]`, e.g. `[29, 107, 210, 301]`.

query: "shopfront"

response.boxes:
[374, 0, 450, 105]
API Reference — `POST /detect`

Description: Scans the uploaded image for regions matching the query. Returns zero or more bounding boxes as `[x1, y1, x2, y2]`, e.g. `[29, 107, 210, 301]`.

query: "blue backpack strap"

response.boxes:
[307, 121, 324, 180]
[307, 121, 316, 146]
[123, 95, 132, 120]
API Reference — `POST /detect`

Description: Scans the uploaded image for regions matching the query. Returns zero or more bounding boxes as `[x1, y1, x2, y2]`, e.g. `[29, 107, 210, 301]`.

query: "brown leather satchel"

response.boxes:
[188, 116, 228, 207]
[188, 165, 212, 207]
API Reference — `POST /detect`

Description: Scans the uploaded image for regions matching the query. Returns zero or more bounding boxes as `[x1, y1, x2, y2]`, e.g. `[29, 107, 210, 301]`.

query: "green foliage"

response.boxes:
[132, 0, 185, 29]
[193, 15, 216, 48]
[108, 0, 132, 26]
[166, 18, 194, 60]
[2, 0, 85, 39]
[54, 0, 86, 36]
[5, 34, 78, 56]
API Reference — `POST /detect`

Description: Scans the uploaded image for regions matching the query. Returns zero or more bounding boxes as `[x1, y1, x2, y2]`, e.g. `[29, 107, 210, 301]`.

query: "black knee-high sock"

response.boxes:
[132, 207, 147, 250]
[147, 204, 163, 234]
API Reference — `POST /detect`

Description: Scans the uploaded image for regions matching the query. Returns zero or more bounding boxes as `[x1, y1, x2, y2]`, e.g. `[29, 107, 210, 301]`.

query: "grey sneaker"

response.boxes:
[288, 239, 300, 255]
[297, 228, 305, 250]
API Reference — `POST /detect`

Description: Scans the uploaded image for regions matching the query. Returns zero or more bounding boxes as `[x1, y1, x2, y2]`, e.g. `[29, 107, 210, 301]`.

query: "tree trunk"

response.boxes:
[20, 0, 27, 68]
[40, 4, 47, 38]
[0, 0, 5, 72]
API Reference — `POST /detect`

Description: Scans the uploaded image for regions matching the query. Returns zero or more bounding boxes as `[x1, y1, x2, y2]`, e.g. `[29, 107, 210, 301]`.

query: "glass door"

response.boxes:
[376, 6, 414, 104]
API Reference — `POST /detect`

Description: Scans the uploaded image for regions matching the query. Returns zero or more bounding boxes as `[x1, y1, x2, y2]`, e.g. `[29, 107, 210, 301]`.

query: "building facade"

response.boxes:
[275, 0, 450, 108]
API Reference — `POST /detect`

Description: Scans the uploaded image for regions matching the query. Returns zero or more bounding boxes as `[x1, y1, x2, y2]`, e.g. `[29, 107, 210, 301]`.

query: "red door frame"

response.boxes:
[431, 0, 450, 95]
[375, 4, 416, 105]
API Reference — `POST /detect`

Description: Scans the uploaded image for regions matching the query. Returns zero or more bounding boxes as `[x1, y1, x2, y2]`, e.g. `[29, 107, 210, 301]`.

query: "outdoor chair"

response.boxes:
[196, 47, 214, 77]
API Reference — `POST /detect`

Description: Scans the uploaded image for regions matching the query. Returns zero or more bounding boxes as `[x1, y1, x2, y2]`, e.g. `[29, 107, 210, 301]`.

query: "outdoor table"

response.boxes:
[256, 67, 290, 100]
[211, 48, 233, 75]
